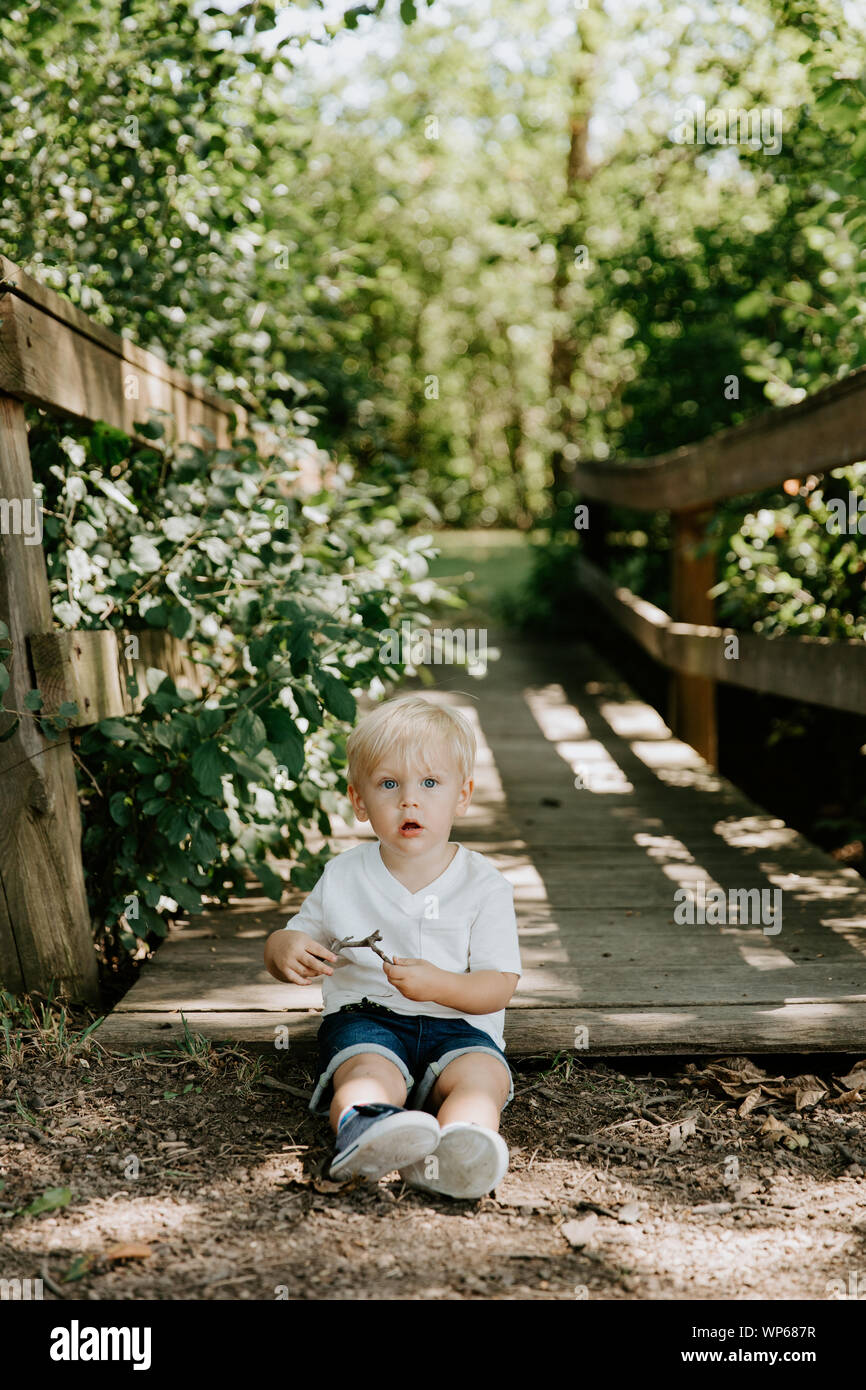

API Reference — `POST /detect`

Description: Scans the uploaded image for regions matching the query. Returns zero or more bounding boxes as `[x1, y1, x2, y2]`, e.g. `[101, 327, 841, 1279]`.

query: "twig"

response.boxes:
[331, 929, 393, 965]
[568, 1131, 661, 1162]
[39, 1267, 67, 1300]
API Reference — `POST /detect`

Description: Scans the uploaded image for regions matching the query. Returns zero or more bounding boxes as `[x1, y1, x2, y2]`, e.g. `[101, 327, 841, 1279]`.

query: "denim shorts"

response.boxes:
[308, 999, 514, 1117]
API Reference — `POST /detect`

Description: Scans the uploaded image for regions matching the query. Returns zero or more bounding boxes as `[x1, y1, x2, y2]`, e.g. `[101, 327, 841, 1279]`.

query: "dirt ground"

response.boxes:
[2, 1027, 865, 1303]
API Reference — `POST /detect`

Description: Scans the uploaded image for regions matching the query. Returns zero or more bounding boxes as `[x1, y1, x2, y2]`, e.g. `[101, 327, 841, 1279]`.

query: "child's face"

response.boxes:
[348, 740, 473, 854]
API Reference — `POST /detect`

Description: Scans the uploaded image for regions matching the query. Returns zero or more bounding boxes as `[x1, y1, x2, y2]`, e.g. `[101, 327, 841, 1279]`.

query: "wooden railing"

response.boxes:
[570, 367, 866, 768]
[0, 257, 315, 1003]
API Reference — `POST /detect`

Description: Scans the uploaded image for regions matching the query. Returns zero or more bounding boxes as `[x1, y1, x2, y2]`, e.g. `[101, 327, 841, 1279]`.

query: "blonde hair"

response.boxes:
[346, 695, 476, 785]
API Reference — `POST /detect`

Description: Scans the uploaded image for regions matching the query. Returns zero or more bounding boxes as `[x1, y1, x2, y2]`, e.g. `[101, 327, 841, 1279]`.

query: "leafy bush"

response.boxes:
[24, 410, 447, 956]
[709, 467, 866, 640]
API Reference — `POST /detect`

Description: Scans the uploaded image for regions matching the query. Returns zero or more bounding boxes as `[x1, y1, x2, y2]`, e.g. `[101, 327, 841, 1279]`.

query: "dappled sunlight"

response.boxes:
[9, 1194, 204, 1257]
[598, 699, 670, 742]
[523, 684, 590, 741]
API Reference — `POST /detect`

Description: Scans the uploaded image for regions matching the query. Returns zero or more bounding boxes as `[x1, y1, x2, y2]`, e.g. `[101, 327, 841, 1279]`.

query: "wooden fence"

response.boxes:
[0, 256, 317, 1003]
[571, 366, 866, 767]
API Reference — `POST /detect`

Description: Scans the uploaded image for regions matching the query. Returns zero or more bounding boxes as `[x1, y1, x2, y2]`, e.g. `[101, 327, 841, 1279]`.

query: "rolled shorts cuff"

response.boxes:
[412, 1045, 514, 1113]
[308, 1042, 414, 1117]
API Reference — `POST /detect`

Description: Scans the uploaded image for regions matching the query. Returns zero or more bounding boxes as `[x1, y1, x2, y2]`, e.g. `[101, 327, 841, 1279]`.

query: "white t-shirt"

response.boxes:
[284, 840, 522, 1049]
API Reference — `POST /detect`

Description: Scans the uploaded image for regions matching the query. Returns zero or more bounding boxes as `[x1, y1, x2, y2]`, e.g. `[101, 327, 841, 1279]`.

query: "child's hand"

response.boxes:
[384, 956, 444, 1003]
[264, 929, 337, 986]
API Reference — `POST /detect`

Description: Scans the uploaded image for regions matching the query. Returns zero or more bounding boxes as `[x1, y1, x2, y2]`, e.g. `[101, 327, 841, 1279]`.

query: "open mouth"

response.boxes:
[399, 819, 423, 833]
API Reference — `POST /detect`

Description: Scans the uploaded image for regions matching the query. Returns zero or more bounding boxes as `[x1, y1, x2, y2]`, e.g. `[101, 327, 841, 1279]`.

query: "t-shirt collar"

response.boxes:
[365, 839, 465, 913]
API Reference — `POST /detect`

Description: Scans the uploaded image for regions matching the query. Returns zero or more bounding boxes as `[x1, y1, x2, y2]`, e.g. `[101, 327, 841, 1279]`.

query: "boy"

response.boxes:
[263, 694, 522, 1200]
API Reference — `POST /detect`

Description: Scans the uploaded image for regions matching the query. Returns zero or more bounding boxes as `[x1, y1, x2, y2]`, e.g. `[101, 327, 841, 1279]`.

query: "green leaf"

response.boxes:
[58, 701, 79, 720]
[291, 684, 322, 724]
[132, 754, 160, 772]
[0, 667, 9, 696]
[191, 826, 217, 863]
[234, 707, 267, 753]
[167, 882, 202, 914]
[168, 605, 192, 639]
[109, 792, 131, 826]
[254, 860, 284, 901]
[62, 1254, 96, 1283]
[0, 716, 20, 742]
[191, 741, 228, 797]
[21, 1186, 72, 1217]
[97, 718, 139, 741]
[23, 689, 43, 711]
[314, 669, 356, 722]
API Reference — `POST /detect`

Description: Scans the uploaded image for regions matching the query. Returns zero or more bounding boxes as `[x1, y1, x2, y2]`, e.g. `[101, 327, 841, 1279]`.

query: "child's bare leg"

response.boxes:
[329, 1052, 407, 1133]
[429, 1053, 511, 1131]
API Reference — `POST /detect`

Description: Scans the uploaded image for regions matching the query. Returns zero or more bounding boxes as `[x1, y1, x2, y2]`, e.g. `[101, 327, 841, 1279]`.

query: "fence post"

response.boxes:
[0, 395, 99, 1002]
[669, 507, 717, 767]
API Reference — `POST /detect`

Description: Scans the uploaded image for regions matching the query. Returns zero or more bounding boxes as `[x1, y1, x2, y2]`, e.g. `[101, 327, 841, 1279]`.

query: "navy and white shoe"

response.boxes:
[399, 1122, 509, 1199]
[329, 1103, 440, 1182]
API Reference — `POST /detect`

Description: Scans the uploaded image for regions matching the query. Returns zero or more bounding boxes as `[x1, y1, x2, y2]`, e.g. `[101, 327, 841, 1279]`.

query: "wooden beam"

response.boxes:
[576, 555, 866, 716]
[29, 629, 206, 727]
[0, 396, 98, 1002]
[669, 509, 717, 765]
[0, 271, 240, 447]
[570, 364, 866, 510]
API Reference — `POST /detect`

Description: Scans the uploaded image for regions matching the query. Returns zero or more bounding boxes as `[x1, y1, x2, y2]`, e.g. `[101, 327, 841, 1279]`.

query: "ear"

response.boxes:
[454, 775, 474, 817]
[347, 782, 369, 822]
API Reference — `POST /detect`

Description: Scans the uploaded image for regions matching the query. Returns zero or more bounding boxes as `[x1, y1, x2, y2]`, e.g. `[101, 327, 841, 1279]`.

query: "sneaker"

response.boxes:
[399, 1121, 509, 1200]
[329, 1103, 441, 1182]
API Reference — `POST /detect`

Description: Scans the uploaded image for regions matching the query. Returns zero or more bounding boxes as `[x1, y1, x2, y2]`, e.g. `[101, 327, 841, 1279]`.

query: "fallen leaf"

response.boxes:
[827, 1089, 862, 1107]
[103, 1243, 152, 1263]
[738, 1087, 767, 1118]
[794, 1085, 826, 1111]
[759, 1115, 793, 1144]
[312, 1179, 344, 1195]
[759, 1116, 809, 1150]
[838, 1069, 866, 1091]
[560, 1214, 598, 1247]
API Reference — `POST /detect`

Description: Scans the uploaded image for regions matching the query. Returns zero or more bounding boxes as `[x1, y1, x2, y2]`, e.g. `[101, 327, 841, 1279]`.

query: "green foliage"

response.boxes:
[500, 539, 580, 634]
[710, 468, 866, 640]
[24, 410, 446, 955]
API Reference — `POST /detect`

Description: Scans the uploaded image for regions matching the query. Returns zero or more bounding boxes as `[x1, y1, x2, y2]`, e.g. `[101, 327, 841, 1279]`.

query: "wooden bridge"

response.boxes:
[1, 255, 865, 1056]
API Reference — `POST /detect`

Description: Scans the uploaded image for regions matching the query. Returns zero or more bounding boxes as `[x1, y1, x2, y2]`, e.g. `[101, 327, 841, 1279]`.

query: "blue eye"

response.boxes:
[381, 779, 397, 789]
[422, 778, 438, 788]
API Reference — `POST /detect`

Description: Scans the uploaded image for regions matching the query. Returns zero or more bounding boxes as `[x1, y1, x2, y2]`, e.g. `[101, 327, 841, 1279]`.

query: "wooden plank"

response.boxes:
[121, 629, 206, 712]
[113, 941, 866, 1011]
[0, 255, 328, 490]
[0, 252, 239, 442]
[28, 628, 206, 726]
[571, 360, 866, 510]
[0, 285, 239, 447]
[94, 1010, 321, 1053]
[0, 396, 98, 1000]
[576, 555, 866, 716]
[94, 1001, 866, 1055]
[29, 630, 128, 724]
